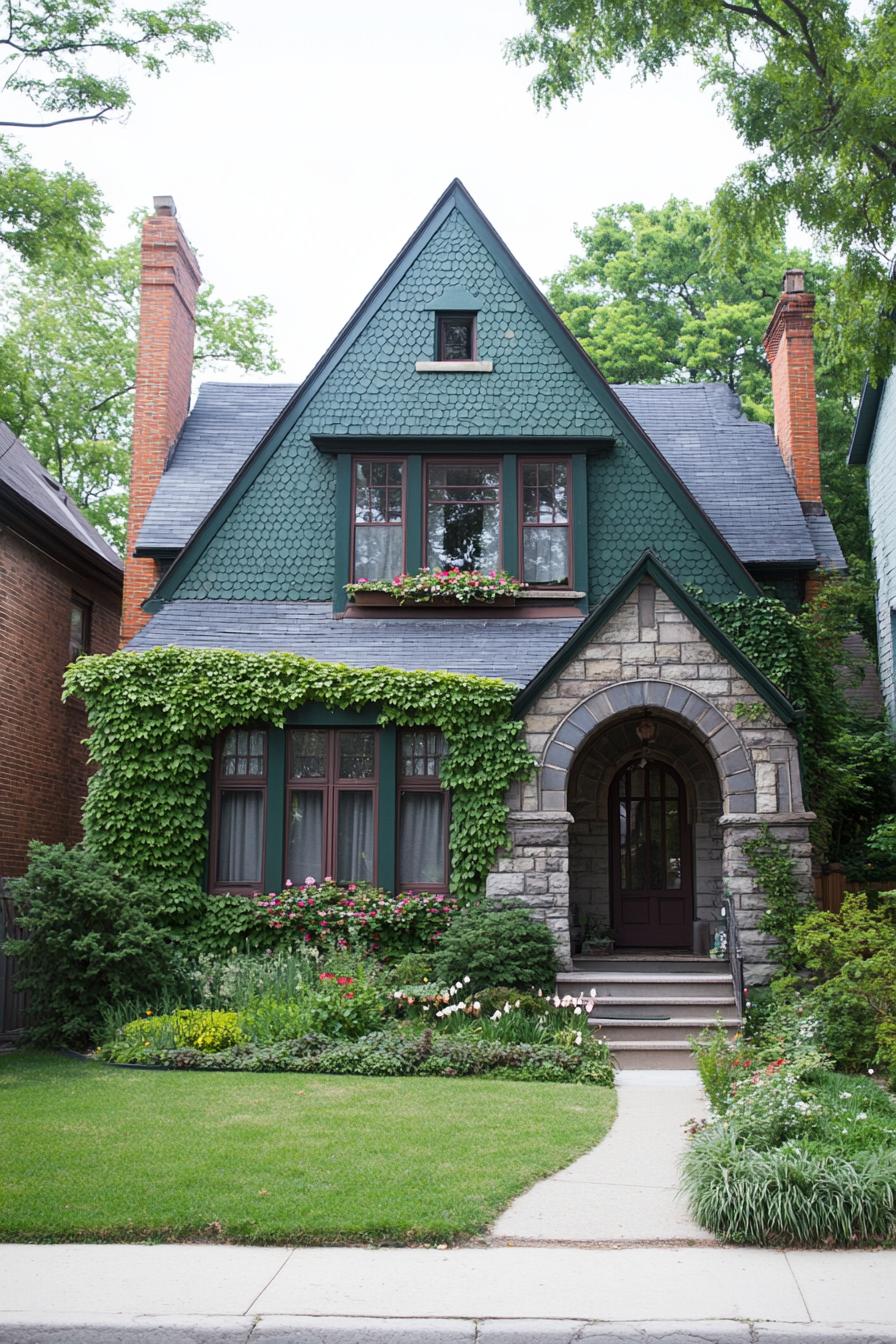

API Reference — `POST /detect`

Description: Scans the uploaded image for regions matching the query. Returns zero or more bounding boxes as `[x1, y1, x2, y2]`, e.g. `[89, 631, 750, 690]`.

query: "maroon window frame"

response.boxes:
[436, 312, 476, 361]
[285, 728, 379, 885]
[519, 458, 571, 588]
[210, 728, 268, 893]
[397, 729, 449, 892]
[424, 458, 502, 572]
[351, 457, 406, 582]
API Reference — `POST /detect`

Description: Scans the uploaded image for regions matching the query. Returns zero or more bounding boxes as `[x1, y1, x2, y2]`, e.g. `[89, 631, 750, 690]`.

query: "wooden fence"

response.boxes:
[0, 888, 28, 1039]
[814, 864, 896, 914]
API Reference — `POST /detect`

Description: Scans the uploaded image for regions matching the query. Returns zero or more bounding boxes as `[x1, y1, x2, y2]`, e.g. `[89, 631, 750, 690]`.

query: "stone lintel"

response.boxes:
[718, 812, 816, 827]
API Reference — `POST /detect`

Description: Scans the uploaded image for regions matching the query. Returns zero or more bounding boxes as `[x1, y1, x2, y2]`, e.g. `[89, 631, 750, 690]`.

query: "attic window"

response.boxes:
[437, 313, 475, 361]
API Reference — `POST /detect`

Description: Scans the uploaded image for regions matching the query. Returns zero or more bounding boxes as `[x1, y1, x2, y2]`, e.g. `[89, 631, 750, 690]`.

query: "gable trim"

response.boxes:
[150, 180, 759, 607]
[513, 550, 798, 723]
[848, 375, 886, 466]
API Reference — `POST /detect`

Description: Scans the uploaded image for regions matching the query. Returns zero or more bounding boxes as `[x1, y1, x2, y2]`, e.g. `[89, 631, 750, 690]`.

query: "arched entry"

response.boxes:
[610, 759, 692, 949]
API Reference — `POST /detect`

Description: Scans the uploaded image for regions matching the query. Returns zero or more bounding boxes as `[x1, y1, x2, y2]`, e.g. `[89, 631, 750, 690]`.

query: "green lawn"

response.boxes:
[0, 1050, 615, 1245]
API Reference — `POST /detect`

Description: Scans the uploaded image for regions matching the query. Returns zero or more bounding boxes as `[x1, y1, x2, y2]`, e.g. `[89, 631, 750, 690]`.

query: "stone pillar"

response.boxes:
[719, 812, 815, 984]
[485, 811, 573, 968]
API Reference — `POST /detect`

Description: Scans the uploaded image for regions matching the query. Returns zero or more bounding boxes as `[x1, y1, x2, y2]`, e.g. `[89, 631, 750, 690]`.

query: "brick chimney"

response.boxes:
[121, 196, 202, 644]
[763, 269, 822, 510]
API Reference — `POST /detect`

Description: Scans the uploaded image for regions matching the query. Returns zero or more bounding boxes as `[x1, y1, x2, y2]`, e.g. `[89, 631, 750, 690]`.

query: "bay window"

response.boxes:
[352, 459, 404, 582]
[520, 459, 570, 586]
[213, 728, 267, 890]
[398, 729, 449, 891]
[426, 461, 500, 571]
[285, 728, 377, 883]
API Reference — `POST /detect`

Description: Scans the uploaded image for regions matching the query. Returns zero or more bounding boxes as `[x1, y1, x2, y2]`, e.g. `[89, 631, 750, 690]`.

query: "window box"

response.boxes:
[348, 589, 517, 609]
[345, 567, 522, 607]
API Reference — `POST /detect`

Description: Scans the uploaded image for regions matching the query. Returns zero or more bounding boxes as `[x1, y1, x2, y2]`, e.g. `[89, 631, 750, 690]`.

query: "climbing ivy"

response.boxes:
[64, 648, 535, 898]
[744, 824, 804, 973]
[695, 584, 896, 860]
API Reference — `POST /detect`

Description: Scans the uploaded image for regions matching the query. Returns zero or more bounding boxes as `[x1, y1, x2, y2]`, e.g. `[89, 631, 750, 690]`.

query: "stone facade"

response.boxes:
[487, 580, 813, 981]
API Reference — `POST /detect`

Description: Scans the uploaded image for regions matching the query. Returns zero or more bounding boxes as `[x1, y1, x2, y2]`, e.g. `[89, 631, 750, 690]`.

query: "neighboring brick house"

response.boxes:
[0, 422, 122, 876]
[121, 182, 845, 990]
[848, 307, 896, 725]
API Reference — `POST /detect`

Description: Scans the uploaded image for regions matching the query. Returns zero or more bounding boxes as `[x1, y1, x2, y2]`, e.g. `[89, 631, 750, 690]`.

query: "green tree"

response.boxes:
[508, 0, 896, 383]
[0, 220, 281, 546]
[548, 198, 871, 566]
[0, 1, 230, 263]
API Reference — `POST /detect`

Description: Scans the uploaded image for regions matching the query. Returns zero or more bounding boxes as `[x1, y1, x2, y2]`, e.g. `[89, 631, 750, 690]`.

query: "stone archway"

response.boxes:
[537, 679, 757, 815]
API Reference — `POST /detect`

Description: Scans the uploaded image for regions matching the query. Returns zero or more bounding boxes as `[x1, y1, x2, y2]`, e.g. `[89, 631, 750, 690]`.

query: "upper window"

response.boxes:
[68, 596, 91, 661]
[520, 460, 570, 586]
[353, 459, 404, 582]
[214, 728, 268, 890]
[436, 313, 475, 361]
[286, 728, 378, 885]
[426, 461, 500, 571]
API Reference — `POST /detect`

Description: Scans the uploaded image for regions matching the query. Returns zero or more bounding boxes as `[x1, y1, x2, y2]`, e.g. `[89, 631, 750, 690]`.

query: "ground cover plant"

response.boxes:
[684, 1006, 896, 1246]
[0, 1050, 616, 1245]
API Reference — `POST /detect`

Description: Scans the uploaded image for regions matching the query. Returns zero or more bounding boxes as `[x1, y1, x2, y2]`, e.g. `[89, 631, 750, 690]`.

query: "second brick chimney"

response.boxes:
[763, 268, 822, 510]
[121, 196, 202, 644]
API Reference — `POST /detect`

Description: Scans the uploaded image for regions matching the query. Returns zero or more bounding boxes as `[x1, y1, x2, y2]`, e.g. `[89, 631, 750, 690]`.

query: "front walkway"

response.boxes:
[491, 1069, 712, 1244]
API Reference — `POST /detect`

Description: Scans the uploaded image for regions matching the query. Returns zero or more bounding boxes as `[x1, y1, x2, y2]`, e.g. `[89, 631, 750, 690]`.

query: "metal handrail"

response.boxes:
[720, 898, 746, 1020]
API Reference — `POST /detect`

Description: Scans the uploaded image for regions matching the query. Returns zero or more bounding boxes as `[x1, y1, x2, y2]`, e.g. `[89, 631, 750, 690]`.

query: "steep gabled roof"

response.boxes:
[0, 420, 122, 578]
[848, 374, 887, 466]
[148, 179, 759, 607]
[514, 550, 798, 723]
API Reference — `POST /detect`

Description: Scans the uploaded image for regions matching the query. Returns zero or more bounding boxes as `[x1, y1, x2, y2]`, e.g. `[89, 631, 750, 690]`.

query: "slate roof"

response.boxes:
[612, 383, 833, 569]
[127, 600, 583, 684]
[136, 379, 841, 573]
[0, 420, 122, 574]
[136, 382, 298, 553]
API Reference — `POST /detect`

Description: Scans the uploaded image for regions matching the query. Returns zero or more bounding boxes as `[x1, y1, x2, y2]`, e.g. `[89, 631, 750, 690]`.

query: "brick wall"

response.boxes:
[0, 528, 120, 875]
[121, 198, 201, 643]
[867, 376, 896, 721]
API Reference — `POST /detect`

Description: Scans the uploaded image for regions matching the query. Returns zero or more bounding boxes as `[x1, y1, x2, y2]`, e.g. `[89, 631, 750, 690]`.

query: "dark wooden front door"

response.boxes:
[610, 760, 692, 949]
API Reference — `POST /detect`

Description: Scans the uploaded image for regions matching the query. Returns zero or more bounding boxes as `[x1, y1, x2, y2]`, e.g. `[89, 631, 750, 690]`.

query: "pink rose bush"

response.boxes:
[251, 879, 461, 960]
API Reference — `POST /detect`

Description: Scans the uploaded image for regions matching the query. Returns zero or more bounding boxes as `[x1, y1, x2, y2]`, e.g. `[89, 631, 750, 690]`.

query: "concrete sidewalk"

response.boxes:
[1, 1243, 896, 1341]
[492, 1070, 710, 1244]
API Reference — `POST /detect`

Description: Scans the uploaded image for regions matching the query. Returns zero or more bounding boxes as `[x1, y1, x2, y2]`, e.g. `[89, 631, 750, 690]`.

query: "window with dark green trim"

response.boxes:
[520, 459, 570, 586]
[425, 460, 501, 571]
[436, 312, 476, 361]
[211, 729, 268, 891]
[398, 729, 449, 891]
[352, 458, 405, 582]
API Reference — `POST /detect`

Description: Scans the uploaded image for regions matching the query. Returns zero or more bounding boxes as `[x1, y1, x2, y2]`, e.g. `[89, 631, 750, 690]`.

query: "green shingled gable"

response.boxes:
[169, 201, 747, 606]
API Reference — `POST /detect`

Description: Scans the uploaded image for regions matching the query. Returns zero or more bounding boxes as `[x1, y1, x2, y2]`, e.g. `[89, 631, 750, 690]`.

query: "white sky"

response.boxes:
[15, 0, 749, 380]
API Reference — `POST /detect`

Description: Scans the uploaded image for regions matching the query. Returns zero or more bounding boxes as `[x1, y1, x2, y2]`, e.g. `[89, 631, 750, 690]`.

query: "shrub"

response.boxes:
[102, 1009, 245, 1061]
[252, 880, 461, 960]
[795, 891, 896, 1075]
[432, 901, 557, 992]
[5, 843, 183, 1048]
[692, 1021, 742, 1115]
[390, 952, 435, 986]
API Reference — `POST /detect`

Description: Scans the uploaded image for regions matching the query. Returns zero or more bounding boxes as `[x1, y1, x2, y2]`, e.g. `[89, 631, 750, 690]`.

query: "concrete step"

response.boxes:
[573, 956, 723, 976]
[557, 972, 734, 1000]
[588, 997, 737, 1022]
[592, 1017, 739, 1045]
[607, 1039, 699, 1070]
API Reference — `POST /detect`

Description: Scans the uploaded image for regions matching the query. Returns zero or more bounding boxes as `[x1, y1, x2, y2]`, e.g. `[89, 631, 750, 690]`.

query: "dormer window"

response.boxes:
[437, 312, 476, 361]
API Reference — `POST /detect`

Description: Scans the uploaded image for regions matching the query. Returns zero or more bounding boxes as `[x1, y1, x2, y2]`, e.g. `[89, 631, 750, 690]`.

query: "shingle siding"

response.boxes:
[168, 209, 745, 607]
[867, 377, 896, 721]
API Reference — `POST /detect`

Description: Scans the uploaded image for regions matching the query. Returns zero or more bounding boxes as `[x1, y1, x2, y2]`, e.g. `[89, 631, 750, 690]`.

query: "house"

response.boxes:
[119, 183, 844, 995]
[848, 299, 896, 724]
[0, 422, 122, 877]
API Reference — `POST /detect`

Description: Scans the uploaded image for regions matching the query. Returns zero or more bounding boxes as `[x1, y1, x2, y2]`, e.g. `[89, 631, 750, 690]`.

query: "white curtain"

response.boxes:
[523, 526, 569, 584]
[337, 791, 374, 881]
[218, 792, 263, 885]
[399, 792, 446, 887]
[354, 526, 404, 582]
[287, 791, 324, 881]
